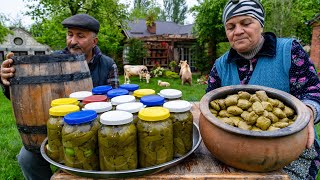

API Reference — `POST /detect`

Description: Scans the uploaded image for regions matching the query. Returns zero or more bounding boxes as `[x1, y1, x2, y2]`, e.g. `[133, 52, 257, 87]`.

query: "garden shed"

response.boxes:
[307, 14, 320, 69]
[122, 19, 197, 71]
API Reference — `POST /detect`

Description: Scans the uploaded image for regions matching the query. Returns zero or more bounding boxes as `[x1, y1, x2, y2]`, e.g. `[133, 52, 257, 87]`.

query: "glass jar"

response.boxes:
[107, 88, 129, 99]
[163, 100, 193, 157]
[111, 95, 136, 110]
[62, 110, 100, 170]
[137, 107, 173, 168]
[51, 98, 79, 107]
[92, 85, 112, 96]
[82, 95, 108, 105]
[83, 102, 112, 123]
[159, 89, 182, 102]
[119, 84, 139, 95]
[133, 89, 155, 101]
[47, 105, 80, 163]
[69, 91, 93, 108]
[116, 102, 145, 124]
[140, 95, 165, 107]
[99, 111, 138, 171]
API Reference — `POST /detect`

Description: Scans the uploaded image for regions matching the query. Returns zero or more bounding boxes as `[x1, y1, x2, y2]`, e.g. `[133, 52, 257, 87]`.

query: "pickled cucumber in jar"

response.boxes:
[99, 111, 137, 171]
[137, 107, 173, 168]
[62, 110, 99, 170]
[47, 105, 79, 163]
[163, 100, 193, 157]
[116, 102, 145, 124]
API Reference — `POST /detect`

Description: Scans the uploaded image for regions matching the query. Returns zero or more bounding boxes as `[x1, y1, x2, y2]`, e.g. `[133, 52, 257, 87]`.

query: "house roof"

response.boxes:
[123, 19, 194, 38]
[306, 14, 320, 26]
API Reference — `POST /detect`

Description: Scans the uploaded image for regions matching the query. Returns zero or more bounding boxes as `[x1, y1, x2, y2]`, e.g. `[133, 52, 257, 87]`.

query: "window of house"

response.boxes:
[13, 37, 23, 45]
[12, 51, 28, 56]
[123, 45, 129, 64]
[179, 46, 195, 71]
[35, 51, 45, 55]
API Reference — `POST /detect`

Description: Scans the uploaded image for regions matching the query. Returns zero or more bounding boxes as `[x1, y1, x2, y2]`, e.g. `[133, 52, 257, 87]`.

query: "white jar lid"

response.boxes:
[69, 91, 93, 100]
[163, 100, 192, 112]
[159, 89, 182, 99]
[111, 95, 136, 105]
[116, 102, 145, 113]
[82, 102, 112, 113]
[100, 110, 133, 125]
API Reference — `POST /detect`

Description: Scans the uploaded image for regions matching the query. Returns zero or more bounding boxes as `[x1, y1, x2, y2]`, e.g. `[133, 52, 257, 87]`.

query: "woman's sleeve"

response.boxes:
[289, 40, 320, 124]
[206, 64, 222, 93]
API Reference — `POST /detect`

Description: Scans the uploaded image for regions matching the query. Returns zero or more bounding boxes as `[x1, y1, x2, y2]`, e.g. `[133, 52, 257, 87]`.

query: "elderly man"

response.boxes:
[0, 14, 119, 179]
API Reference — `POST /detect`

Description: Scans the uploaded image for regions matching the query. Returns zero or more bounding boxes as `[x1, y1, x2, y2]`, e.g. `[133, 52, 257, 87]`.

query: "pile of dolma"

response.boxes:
[209, 91, 296, 131]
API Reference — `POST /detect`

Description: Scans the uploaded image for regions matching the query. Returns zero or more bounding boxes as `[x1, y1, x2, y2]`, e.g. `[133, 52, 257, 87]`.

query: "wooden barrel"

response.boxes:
[10, 54, 93, 153]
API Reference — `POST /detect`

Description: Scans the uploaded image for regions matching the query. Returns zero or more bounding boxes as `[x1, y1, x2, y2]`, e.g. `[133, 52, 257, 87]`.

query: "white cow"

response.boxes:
[124, 65, 149, 84]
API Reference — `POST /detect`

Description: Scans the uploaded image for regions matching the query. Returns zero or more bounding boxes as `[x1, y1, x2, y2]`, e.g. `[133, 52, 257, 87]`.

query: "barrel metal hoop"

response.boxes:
[16, 124, 47, 134]
[10, 72, 91, 85]
[12, 54, 85, 65]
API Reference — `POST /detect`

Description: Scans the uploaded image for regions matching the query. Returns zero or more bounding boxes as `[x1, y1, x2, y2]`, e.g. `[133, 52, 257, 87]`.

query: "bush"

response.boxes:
[164, 70, 179, 79]
[126, 38, 147, 65]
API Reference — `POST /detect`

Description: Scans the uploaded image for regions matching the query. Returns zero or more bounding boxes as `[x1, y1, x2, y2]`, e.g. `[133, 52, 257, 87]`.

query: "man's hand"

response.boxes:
[306, 106, 315, 149]
[0, 52, 15, 85]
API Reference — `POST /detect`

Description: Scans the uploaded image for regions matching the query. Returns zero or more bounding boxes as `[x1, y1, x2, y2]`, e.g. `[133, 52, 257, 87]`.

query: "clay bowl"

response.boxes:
[199, 85, 310, 172]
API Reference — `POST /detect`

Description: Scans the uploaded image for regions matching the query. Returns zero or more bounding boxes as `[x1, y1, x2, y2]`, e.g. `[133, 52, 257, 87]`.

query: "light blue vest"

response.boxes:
[215, 38, 293, 93]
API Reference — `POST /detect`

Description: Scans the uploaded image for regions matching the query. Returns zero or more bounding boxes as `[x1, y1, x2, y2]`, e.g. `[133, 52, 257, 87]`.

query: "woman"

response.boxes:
[206, 0, 320, 179]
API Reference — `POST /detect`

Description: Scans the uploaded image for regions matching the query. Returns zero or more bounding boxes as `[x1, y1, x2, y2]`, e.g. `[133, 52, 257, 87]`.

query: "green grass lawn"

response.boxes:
[1, 74, 320, 179]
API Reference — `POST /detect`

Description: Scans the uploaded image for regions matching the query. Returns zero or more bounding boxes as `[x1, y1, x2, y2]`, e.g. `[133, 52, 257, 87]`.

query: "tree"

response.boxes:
[191, 0, 228, 61]
[262, 0, 319, 44]
[160, 0, 188, 24]
[0, 14, 12, 44]
[126, 38, 147, 65]
[26, 0, 129, 59]
[130, 0, 161, 20]
[134, 0, 151, 9]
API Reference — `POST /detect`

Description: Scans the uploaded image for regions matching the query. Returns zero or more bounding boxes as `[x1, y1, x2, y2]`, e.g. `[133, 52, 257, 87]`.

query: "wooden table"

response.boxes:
[51, 102, 290, 180]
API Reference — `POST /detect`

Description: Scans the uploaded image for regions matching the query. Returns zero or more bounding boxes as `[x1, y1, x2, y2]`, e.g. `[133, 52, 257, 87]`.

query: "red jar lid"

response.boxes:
[82, 95, 108, 104]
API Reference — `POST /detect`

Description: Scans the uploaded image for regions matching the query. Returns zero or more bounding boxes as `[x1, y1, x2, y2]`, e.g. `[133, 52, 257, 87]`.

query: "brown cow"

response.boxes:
[123, 65, 149, 84]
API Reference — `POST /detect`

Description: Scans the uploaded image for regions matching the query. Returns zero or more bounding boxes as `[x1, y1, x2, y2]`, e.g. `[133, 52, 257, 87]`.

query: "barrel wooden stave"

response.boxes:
[10, 54, 93, 153]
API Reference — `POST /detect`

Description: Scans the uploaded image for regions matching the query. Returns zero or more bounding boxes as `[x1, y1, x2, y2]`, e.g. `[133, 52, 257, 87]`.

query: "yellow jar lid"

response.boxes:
[138, 107, 170, 121]
[49, 105, 80, 116]
[51, 98, 79, 107]
[133, 89, 155, 98]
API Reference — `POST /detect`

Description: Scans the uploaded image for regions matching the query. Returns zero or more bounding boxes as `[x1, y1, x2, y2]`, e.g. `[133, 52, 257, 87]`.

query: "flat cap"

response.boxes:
[62, 14, 100, 33]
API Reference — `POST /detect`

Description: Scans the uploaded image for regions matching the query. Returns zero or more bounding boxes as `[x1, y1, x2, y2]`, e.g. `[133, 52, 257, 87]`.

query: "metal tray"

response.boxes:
[41, 123, 202, 179]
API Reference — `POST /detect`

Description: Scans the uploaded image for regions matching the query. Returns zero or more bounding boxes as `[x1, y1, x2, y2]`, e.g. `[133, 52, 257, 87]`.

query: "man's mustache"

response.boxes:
[69, 44, 81, 49]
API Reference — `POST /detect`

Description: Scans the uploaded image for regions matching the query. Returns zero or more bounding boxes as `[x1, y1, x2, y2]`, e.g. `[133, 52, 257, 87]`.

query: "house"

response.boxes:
[122, 19, 197, 71]
[307, 14, 320, 69]
[0, 27, 51, 61]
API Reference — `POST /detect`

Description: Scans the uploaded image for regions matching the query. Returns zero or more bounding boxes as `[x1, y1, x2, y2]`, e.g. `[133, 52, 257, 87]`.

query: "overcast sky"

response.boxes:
[0, 0, 198, 27]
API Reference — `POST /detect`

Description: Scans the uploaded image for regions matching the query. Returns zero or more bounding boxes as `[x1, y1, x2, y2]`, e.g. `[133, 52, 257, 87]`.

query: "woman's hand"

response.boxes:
[306, 106, 315, 149]
[0, 52, 15, 86]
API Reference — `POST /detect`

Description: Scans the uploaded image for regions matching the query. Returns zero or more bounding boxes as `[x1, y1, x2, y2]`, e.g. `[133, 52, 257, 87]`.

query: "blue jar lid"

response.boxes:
[92, 85, 112, 95]
[140, 95, 165, 107]
[119, 84, 139, 91]
[63, 110, 97, 125]
[107, 88, 129, 98]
